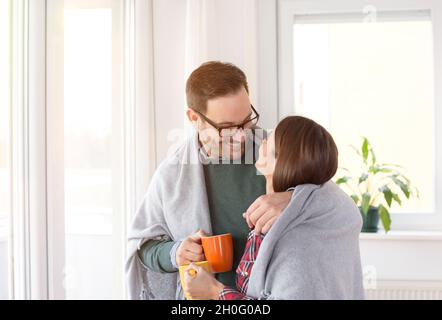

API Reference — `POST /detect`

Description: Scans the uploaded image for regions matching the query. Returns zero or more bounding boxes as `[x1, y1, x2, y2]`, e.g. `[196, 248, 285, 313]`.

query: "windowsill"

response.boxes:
[360, 230, 442, 241]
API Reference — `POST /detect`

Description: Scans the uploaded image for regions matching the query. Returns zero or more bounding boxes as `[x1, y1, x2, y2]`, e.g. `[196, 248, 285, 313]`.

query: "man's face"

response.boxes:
[191, 87, 253, 160]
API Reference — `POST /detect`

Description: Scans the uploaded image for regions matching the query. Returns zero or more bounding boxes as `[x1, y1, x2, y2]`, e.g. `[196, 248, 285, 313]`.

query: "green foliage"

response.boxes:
[335, 137, 419, 233]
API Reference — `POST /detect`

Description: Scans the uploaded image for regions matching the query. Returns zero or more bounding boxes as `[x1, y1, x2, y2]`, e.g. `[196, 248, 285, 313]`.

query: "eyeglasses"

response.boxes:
[192, 105, 260, 138]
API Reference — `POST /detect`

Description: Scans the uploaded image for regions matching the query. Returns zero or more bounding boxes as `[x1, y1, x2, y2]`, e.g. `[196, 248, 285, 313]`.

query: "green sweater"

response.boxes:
[139, 161, 266, 289]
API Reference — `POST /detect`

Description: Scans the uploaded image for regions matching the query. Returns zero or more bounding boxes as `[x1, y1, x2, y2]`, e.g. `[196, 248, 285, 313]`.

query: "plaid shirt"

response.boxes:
[219, 230, 264, 300]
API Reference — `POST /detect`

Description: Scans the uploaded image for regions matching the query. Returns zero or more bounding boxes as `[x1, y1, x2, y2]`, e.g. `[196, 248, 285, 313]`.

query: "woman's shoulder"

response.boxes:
[319, 181, 362, 227]
[289, 181, 361, 225]
[310, 181, 356, 205]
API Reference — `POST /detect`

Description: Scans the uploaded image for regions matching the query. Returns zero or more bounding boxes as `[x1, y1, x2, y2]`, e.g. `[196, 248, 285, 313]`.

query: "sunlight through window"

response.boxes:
[293, 18, 435, 213]
[63, 7, 117, 299]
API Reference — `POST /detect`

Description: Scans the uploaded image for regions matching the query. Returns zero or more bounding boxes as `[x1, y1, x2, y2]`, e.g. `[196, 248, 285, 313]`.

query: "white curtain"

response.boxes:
[184, 0, 259, 104]
[184, 0, 209, 79]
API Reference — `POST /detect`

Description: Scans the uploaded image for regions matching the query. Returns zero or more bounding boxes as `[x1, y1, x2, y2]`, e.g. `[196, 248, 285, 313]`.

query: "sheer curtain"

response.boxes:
[184, 0, 259, 103]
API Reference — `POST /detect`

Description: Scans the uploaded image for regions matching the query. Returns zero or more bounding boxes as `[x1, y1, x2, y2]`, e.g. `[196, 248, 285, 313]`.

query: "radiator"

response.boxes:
[364, 281, 442, 300]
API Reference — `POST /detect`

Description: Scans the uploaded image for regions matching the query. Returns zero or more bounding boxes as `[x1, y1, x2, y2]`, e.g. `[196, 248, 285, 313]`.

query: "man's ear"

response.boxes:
[186, 108, 199, 128]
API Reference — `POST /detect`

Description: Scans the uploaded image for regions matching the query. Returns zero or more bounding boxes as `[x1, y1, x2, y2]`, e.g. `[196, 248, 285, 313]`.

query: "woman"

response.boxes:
[183, 116, 365, 300]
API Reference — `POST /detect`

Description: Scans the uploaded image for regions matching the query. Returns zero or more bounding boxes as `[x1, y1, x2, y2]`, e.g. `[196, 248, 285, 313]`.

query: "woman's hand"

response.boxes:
[183, 263, 225, 300]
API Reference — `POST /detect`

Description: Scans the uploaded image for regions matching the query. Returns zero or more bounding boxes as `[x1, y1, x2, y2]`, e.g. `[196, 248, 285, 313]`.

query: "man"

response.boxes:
[126, 61, 292, 299]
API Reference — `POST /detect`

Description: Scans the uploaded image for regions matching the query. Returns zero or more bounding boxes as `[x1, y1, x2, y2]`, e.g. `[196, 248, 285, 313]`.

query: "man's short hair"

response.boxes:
[186, 61, 249, 114]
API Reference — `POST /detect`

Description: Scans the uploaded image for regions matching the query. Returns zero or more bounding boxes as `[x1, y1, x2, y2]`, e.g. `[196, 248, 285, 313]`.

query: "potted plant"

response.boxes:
[335, 137, 419, 233]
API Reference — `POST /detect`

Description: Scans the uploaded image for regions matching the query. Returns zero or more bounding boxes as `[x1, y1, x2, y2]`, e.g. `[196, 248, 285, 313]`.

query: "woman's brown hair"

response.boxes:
[272, 116, 338, 192]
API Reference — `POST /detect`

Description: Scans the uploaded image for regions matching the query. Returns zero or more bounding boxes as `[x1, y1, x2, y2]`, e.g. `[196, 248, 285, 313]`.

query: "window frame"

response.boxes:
[10, 0, 34, 300]
[277, 0, 442, 230]
[5, 0, 48, 301]
[0, 0, 13, 301]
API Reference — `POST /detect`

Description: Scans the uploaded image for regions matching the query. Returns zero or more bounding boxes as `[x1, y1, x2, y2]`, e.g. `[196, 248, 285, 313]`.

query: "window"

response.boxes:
[1, 0, 153, 299]
[47, 0, 126, 299]
[64, 7, 117, 299]
[277, 0, 442, 229]
[0, 0, 12, 300]
[292, 14, 435, 214]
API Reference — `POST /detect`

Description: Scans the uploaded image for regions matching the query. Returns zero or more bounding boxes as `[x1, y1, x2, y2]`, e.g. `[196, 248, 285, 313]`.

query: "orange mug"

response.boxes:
[201, 233, 233, 273]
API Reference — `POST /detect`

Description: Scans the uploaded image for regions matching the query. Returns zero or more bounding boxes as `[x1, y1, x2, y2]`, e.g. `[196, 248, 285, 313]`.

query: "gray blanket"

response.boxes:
[247, 182, 365, 300]
[125, 130, 212, 300]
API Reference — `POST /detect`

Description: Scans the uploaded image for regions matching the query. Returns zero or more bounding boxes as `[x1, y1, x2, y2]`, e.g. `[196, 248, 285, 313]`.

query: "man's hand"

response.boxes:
[243, 191, 293, 235]
[176, 230, 206, 267]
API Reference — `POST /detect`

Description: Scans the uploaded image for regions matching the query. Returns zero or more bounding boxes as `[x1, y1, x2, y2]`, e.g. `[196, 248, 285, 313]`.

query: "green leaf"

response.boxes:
[414, 187, 420, 199]
[368, 166, 376, 175]
[369, 165, 393, 175]
[394, 173, 411, 184]
[336, 176, 351, 185]
[362, 138, 369, 163]
[370, 147, 377, 166]
[392, 193, 402, 206]
[392, 177, 410, 199]
[380, 163, 403, 168]
[380, 185, 393, 207]
[358, 173, 368, 184]
[378, 204, 391, 233]
[351, 194, 360, 205]
[361, 193, 371, 215]
[387, 173, 410, 184]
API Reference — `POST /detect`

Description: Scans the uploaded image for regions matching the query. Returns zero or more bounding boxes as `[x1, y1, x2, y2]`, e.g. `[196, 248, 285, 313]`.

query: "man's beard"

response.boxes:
[218, 139, 245, 161]
[200, 130, 257, 162]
